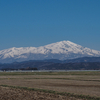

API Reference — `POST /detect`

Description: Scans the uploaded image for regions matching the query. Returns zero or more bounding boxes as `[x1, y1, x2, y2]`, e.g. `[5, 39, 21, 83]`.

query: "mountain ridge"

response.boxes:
[0, 40, 100, 63]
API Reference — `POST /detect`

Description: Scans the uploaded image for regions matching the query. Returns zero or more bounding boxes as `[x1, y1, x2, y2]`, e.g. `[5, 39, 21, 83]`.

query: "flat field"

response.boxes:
[0, 71, 100, 100]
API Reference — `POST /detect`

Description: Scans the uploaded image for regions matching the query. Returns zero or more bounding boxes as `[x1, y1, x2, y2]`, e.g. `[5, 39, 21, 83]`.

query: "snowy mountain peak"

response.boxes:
[44, 40, 76, 48]
[0, 40, 100, 63]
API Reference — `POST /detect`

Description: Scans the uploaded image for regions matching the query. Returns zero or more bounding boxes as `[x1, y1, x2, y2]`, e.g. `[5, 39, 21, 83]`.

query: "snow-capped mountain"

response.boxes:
[0, 40, 100, 63]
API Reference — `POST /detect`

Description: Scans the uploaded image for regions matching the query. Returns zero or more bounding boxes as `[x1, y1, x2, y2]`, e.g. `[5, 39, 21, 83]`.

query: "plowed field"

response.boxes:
[0, 71, 100, 100]
[0, 86, 83, 100]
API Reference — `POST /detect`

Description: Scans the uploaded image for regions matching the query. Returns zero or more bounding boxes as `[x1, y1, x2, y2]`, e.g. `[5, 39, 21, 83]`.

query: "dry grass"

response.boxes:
[0, 71, 100, 99]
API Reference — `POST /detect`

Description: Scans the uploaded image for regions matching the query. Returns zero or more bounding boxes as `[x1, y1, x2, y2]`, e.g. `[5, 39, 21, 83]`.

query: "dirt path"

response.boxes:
[0, 86, 84, 100]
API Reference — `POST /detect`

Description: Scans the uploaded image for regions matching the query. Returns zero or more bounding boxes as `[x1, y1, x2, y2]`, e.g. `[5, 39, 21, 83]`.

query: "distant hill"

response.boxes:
[0, 57, 100, 70]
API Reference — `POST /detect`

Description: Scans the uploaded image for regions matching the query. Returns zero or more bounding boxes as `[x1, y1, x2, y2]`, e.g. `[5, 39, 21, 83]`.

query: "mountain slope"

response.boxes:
[0, 40, 100, 63]
[63, 57, 100, 63]
[1, 61, 100, 70]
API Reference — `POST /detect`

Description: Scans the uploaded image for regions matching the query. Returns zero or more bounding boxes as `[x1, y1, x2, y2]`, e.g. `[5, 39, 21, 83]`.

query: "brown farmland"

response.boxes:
[0, 71, 100, 100]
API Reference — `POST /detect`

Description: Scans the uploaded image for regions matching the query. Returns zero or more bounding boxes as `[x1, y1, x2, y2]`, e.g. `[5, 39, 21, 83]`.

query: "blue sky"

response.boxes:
[0, 0, 100, 50]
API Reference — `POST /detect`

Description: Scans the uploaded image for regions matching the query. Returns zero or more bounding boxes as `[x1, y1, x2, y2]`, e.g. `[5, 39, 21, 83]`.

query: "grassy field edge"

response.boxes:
[0, 71, 100, 76]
